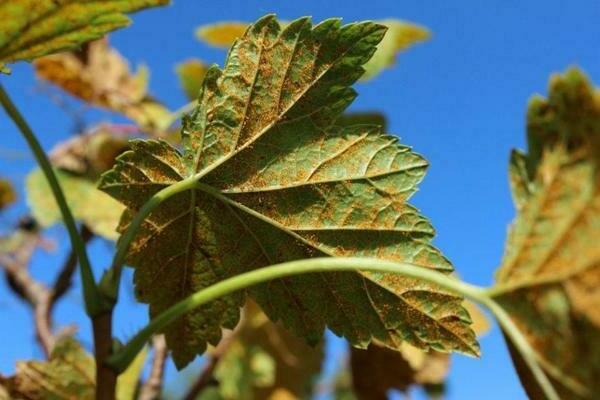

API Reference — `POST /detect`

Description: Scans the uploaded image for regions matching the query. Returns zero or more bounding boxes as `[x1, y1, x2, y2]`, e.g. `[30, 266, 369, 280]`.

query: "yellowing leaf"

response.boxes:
[351, 341, 448, 400]
[195, 22, 251, 47]
[0, 178, 16, 211]
[494, 68, 600, 399]
[100, 15, 478, 369]
[49, 126, 129, 177]
[212, 301, 322, 400]
[1, 338, 95, 400]
[176, 59, 210, 101]
[193, 19, 429, 82]
[0, 338, 146, 400]
[0, 0, 169, 73]
[464, 301, 490, 337]
[26, 168, 124, 241]
[116, 348, 147, 400]
[360, 19, 430, 81]
[34, 39, 171, 132]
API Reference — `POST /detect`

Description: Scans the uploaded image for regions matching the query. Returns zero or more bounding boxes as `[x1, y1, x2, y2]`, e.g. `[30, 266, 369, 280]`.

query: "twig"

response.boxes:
[139, 335, 168, 400]
[0, 83, 100, 317]
[0, 224, 94, 358]
[183, 326, 240, 400]
[0, 232, 54, 356]
[50, 225, 94, 307]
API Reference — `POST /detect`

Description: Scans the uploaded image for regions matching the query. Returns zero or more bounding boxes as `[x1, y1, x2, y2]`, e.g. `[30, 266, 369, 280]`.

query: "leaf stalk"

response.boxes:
[0, 83, 102, 316]
[106, 257, 560, 400]
[107, 257, 481, 370]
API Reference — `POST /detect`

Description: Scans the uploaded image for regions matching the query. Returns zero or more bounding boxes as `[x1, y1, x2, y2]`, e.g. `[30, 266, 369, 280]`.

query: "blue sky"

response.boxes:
[1, 1, 599, 399]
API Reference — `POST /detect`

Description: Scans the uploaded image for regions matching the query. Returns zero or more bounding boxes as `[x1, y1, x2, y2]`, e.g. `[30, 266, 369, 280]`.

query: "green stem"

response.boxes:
[478, 297, 560, 400]
[107, 257, 560, 400]
[0, 83, 101, 316]
[107, 257, 486, 371]
[103, 174, 200, 301]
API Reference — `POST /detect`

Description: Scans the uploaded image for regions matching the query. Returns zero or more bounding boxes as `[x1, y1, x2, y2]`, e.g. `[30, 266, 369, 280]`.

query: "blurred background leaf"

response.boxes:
[0, 0, 170, 73]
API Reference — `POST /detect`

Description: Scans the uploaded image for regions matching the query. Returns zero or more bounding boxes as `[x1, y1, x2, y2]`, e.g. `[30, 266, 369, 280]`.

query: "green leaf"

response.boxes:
[335, 112, 388, 131]
[494, 68, 600, 399]
[0, 0, 169, 73]
[100, 15, 478, 369]
[349, 301, 488, 399]
[0, 178, 16, 211]
[176, 59, 210, 101]
[360, 19, 430, 81]
[26, 168, 124, 241]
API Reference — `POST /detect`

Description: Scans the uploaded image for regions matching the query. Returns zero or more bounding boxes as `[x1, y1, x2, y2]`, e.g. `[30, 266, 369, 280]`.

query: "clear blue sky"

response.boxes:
[1, 1, 599, 399]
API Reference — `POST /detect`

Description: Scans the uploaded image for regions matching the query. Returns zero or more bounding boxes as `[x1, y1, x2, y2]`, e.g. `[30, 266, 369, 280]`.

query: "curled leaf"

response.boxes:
[34, 39, 170, 132]
[0, 0, 169, 73]
[494, 68, 600, 399]
[101, 15, 478, 369]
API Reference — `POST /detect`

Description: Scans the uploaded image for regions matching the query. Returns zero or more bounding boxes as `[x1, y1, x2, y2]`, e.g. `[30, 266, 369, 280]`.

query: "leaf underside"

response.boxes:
[495, 68, 600, 399]
[0, 0, 169, 72]
[100, 15, 477, 369]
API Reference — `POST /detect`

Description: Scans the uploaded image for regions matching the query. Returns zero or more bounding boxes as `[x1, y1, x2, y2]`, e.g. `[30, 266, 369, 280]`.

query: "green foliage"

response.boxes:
[348, 301, 488, 399]
[0, 0, 169, 73]
[494, 68, 600, 399]
[100, 15, 478, 369]
[26, 168, 123, 240]
[3, 4, 599, 398]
